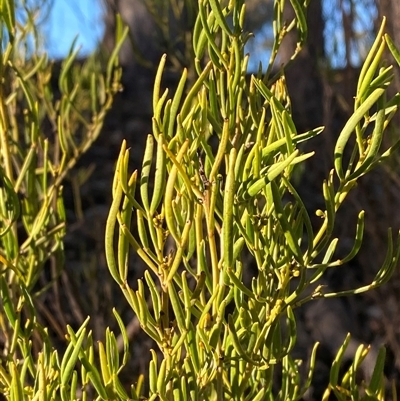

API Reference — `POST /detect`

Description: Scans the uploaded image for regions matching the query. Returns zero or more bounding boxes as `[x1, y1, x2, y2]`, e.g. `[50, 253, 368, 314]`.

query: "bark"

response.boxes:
[102, 0, 194, 72]
[103, 0, 160, 68]
[379, 0, 400, 90]
[278, 0, 325, 132]
[375, 0, 400, 373]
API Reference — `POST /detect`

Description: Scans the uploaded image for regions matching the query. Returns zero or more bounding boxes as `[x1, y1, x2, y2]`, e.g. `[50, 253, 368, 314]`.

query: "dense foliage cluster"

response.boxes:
[1, 1, 400, 400]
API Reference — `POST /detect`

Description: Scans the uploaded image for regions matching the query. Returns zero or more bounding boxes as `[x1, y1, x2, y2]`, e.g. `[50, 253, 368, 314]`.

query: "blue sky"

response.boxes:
[44, 0, 104, 58]
[43, 0, 375, 68]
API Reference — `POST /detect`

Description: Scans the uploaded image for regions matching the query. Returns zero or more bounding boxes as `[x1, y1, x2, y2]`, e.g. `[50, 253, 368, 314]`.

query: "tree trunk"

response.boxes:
[102, 0, 161, 69]
[379, 0, 400, 90]
[278, 0, 325, 132]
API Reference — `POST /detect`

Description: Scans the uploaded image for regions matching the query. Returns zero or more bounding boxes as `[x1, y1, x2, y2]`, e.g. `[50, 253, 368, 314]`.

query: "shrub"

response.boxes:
[1, 0, 400, 400]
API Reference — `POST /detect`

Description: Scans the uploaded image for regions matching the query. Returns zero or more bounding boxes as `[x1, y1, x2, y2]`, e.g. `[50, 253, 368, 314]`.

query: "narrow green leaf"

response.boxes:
[149, 134, 166, 215]
[98, 341, 111, 384]
[367, 346, 386, 395]
[289, 0, 307, 44]
[208, 0, 232, 36]
[357, 18, 386, 95]
[223, 148, 237, 270]
[61, 328, 86, 386]
[385, 33, 400, 67]
[153, 54, 167, 113]
[334, 88, 385, 180]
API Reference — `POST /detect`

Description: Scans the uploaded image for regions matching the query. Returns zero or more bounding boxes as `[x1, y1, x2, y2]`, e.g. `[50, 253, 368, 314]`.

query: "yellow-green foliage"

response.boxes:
[0, 3, 128, 400]
[1, 0, 400, 400]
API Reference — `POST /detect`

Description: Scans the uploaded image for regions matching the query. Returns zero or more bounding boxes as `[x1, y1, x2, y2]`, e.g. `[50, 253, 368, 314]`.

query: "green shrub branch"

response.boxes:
[1, 1, 400, 400]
